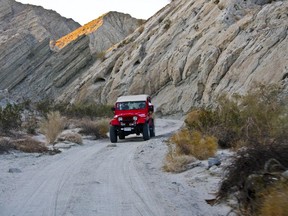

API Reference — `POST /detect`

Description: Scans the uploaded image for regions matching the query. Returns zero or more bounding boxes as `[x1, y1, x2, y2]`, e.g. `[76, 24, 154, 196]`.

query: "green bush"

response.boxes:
[35, 99, 56, 116]
[64, 103, 113, 119]
[35, 100, 113, 119]
[0, 103, 22, 133]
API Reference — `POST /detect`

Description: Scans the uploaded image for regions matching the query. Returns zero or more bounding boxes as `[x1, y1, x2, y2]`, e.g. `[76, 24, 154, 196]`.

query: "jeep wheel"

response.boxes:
[143, 123, 150, 141]
[109, 126, 118, 143]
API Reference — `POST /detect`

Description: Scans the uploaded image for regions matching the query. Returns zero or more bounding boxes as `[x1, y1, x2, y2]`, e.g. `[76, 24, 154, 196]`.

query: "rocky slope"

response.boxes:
[0, 0, 80, 91]
[0, 0, 142, 101]
[1, 0, 287, 116]
[59, 0, 288, 116]
[0, 0, 80, 42]
[55, 12, 143, 54]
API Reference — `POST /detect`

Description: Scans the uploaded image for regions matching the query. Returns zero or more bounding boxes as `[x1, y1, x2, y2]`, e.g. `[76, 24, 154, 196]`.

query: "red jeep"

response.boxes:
[109, 94, 155, 143]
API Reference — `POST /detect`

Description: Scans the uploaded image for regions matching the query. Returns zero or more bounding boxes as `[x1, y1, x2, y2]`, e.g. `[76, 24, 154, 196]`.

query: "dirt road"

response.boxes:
[0, 119, 229, 216]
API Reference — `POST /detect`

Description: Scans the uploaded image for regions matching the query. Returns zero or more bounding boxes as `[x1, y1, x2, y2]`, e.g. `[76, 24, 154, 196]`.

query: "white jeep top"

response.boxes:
[116, 94, 149, 103]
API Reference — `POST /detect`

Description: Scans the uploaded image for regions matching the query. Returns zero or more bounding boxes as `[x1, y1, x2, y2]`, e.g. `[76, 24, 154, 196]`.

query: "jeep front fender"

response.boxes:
[110, 119, 120, 126]
[137, 117, 147, 124]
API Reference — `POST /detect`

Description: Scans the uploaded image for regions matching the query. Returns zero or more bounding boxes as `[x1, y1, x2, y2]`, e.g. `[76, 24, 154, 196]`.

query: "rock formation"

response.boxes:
[60, 0, 288, 116]
[0, 1, 142, 102]
[1, 0, 287, 117]
[88, 12, 144, 54]
[55, 11, 143, 54]
[0, 0, 80, 42]
[0, 0, 80, 92]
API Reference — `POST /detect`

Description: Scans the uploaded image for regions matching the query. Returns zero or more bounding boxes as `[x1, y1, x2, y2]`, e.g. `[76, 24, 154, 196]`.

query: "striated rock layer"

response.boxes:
[56, 11, 143, 54]
[0, 0, 80, 92]
[1, 0, 287, 117]
[60, 0, 288, 116]
[0, 0, 80, 42]
[0, 1, 142, 102]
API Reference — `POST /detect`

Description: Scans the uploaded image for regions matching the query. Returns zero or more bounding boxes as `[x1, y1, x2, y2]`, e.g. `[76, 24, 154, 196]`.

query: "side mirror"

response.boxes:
[111, 107, 115, 111]
[148, 105, 154, 112]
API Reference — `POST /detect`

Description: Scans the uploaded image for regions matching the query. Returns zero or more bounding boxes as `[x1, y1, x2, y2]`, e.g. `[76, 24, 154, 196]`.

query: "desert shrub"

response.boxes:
[96, 51, 106, 61]
[163, 19, 171, 30]
[0, 138, 15, 153]
[79, 119, 109, 139]
[218, 142, 288, 211]
[0, 103, 22, 133]
[35, 99, 56, 116]
[40, 111, 65, 144]
[163, 143, 196, 173]
[170, 129, 217, 160]
[186, 84, 288, 149]
[239, 84, 288, 143]
[185, 109, 218, 132]
[58, 132, 83, 144]
[35, 100, 113, 119]
[258, 180, 288, 216]
[22, 114, 38, 134]
[12, 137, 48, 153]
[63, 103, 113, 119]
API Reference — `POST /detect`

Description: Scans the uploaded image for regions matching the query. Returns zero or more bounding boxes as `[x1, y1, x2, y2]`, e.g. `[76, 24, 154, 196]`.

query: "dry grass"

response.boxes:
[58, 132, 83, 144]
[1, 137, 49, 153]
[0, 137, 14, 153]
[163, 143, 196, 173]
[258, 181, 288, 216]
[79, 119, 109, 139]
[170, 129, 217, 160]
[12, 137, 48, 153]
[40, 111, 65, 144]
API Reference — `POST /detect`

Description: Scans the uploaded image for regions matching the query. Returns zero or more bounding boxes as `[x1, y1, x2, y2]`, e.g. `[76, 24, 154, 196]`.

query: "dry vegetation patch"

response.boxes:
[58, 132, 83, 144]
[0, 136, 49, 154]
[12, 137, 48, 153]
[258, 180, 288, 216]
[79, 119, 109, 139]
[165, 84, 288, 214]
[40, 111, 65, 144]
[163, 143, 196, 173]
[170, 129, 218, 160]
[163, 129, 217, 173]
[0, 138, 14, 154]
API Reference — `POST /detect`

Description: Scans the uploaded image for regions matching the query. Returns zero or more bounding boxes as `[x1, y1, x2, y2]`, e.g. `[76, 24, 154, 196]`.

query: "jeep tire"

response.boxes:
[109, 126, 118, 143]
[143, 123, 150, 141]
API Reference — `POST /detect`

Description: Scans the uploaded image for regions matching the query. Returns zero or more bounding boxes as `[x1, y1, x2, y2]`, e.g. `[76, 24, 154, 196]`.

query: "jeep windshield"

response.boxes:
[116, 101, 146, 110]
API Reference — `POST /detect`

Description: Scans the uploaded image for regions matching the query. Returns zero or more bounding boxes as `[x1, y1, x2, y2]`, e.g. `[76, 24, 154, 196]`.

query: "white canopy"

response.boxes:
[116, 94, 149, 103]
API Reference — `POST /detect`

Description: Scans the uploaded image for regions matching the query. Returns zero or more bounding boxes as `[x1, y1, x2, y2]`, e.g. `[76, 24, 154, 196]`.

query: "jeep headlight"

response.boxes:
[133, 116, 138, 121]
[118, 117, 123, 122]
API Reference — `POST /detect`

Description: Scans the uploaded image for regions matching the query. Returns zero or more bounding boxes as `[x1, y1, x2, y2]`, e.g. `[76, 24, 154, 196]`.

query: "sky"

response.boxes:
[16, 0, 170, 25]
